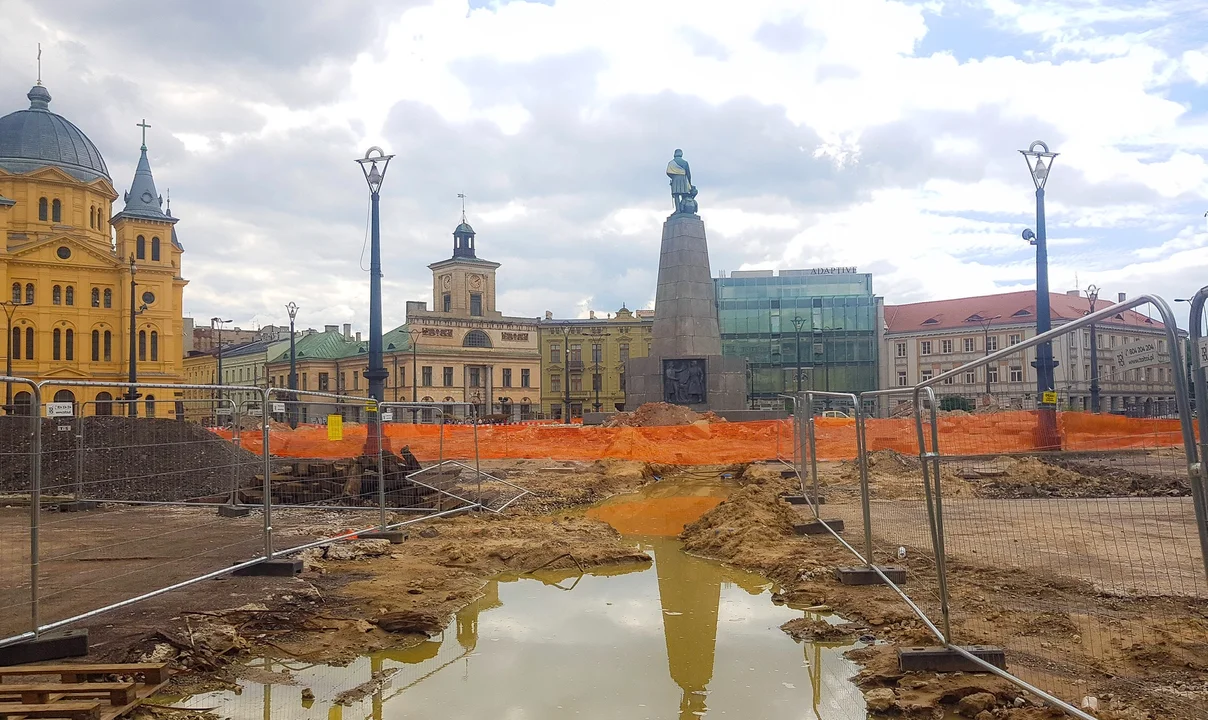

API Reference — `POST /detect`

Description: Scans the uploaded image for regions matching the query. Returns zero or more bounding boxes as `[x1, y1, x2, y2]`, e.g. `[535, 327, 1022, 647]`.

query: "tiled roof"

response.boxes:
[267, 331, 365, 363]
[885, 291, 1161, 333]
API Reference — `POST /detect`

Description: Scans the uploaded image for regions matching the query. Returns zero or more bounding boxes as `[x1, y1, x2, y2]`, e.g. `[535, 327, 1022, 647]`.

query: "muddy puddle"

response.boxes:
[173, 537, 875, 719]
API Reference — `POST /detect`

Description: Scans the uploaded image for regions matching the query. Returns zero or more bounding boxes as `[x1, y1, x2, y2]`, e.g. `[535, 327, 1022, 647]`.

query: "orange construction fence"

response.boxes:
[214, 411, 1191, 465]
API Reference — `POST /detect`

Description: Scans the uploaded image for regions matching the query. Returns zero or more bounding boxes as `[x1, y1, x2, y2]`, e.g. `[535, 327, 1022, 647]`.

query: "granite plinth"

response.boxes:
[624, 354, 746, 411]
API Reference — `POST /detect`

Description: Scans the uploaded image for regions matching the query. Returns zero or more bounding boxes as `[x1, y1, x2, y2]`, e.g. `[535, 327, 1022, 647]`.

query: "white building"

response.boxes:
[882, 290, 1180, 416]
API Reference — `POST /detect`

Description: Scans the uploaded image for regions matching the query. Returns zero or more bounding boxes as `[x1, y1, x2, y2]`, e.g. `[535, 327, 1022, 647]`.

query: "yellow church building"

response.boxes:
[0, 82, 187, 416]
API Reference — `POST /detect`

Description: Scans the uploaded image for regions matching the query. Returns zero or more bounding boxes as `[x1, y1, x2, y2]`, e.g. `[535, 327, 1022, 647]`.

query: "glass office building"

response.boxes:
[715, 269, 883, 403]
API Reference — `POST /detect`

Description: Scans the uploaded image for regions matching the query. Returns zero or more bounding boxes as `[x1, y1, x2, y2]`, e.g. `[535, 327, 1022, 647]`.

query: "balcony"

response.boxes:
[567, 359, 584, 371]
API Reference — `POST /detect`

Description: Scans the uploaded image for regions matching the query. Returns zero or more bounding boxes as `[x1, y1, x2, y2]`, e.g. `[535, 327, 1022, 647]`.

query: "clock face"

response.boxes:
[441, 275, 452, 290]
[469, 274, 483, 290]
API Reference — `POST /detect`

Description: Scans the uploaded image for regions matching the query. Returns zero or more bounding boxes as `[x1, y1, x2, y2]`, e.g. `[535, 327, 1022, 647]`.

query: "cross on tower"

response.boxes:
[137, 119, 151, 150]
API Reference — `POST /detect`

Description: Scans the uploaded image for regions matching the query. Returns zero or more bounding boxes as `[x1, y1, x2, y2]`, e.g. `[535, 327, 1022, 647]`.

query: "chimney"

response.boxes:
[343, 323, 351, 339]
[544, 310, 553, 320]
[1117, 292, 1126, 303]
[1066, 290, 1080, 297]
[589, 310, 596, 319]
[324, 324, 338, 333]
[355, 332, 362, 342]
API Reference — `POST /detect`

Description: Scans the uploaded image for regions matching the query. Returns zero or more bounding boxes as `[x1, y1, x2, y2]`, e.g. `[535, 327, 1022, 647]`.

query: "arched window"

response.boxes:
[65, 286, 74, 306]
[139, 330, 147, 361]
[10, 283, 19, 303]
[91, 330, 100, 361]
[145, 395, 156, 417]
[95, 392, 113, 416]
[151, 237, 160, 261]
[53, 390, 75, 415]
[53, 328, 62, 360]
[11, 327, 20, 359]
[25, 283, 34, 304]
[38, 198, 47, 221]
[150, 331, 159, 361]
[103, 330, 112, 361]
[52, 285, 61, 305]
[24, 327, 33, 359]
[13, 391, 32, 416]
[51, 199, 61, 223]
[90, 207, 95, 228]
[91, 288, 100, 307]
[463, 330, 492, 348]
[65, 329, 74, 361]
[136, 235, 146, 260]
[103, 289, 112, 308]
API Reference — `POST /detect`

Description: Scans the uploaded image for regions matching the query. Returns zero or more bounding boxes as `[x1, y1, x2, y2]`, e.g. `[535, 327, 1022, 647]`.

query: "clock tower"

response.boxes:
[428, 218, 501, 319]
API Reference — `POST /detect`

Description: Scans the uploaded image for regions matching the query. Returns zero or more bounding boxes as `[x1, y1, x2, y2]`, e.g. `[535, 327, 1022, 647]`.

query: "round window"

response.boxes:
[141, 291, 155, 305]
[56, 246, 71, 259]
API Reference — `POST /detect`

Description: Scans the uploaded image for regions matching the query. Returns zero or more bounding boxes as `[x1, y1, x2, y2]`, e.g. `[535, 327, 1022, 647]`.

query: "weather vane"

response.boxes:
[36, 43, 42, 85]
[457, 193, 467, 223]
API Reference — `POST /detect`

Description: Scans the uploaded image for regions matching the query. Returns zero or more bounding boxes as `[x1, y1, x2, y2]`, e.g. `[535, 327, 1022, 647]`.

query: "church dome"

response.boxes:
[0, 85, 110, 182]
[455, 221, 475, 235]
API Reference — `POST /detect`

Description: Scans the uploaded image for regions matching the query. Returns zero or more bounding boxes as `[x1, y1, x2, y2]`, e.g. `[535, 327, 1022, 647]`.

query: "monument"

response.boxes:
[624, 150, 748, 411]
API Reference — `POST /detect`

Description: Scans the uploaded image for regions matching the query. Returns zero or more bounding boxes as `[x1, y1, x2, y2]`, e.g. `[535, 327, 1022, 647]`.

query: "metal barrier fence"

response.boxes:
[0, 380, 531, 654]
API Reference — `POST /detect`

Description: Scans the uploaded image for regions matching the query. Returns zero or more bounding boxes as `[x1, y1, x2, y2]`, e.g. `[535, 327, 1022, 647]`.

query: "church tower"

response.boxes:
[428, 213, 501, 319]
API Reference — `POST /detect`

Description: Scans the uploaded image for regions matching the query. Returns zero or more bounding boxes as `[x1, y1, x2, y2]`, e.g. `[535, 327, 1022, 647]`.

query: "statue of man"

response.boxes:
[666, 149, 694, 213]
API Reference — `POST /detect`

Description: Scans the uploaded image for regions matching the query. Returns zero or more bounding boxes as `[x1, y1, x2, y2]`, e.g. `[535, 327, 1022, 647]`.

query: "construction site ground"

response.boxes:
[1, 452, 1205, 720]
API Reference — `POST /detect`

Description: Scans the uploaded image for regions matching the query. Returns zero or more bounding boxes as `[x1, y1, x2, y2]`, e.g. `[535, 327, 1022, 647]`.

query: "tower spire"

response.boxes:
[36, 43, 42, 86]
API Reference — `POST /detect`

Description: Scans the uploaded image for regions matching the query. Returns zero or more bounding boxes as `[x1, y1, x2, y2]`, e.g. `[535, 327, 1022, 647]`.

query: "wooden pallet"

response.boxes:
[0, 663, 169, 720]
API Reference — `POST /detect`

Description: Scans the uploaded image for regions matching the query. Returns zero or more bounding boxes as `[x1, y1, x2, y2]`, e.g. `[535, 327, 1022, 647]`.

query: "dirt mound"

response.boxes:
[603, 402, 726, 428]
[0, 415, 262, 501]
[970, 455, 1189, 499]
[679, 484, 798, 559]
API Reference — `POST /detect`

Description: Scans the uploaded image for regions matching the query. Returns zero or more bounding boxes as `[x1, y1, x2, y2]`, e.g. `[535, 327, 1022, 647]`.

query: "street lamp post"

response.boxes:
[211, 317, 232, 406]
[792, 316, 806, 394]
[1086, 285, 1100, 413]
[1021, 140, 1060, 447]
[407, 327, 421, 423]
[356, 147, 394, 454]
[814, 325, 843, 393]
[127, 256, 148, 417]
[1, 299, 30, 412]
[560, 326, 572, 422]
[966, 315, 1002, 396]
[286, 302, 299, 429]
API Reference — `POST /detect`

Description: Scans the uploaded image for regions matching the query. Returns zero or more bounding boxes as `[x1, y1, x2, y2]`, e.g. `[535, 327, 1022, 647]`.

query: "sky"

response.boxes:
[1, 0, 1206, 332]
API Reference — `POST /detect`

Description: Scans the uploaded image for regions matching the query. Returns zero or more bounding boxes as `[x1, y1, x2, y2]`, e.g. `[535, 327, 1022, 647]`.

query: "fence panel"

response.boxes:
[912, 296, 1205, 716]
[19, 381, 270, 640]
[0, 377, 39, 647]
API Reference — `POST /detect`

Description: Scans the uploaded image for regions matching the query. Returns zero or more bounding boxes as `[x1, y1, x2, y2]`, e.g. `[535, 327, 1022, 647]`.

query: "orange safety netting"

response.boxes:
[213, 411, 1191, 465]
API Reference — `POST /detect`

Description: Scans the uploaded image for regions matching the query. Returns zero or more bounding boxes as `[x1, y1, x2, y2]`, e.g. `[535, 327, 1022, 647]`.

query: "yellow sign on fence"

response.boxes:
[327, 414, 343, 441]
[1041, 391, 1058, 405]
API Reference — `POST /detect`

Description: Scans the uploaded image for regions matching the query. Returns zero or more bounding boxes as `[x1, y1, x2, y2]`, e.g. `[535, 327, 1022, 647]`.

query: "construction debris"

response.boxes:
[603, 403, 726, 428]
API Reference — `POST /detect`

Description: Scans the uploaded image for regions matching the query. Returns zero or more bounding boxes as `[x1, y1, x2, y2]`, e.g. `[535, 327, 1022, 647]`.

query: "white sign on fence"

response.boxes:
[382, 412, 394, 422]
[45, 402, 74, 418]
[272, 402, 286, 414]
[216, 407, 232, 416]
[1113, 340, 1163, 370]
[248, 408, 263, 417]
[1198, 337, 1208, 370]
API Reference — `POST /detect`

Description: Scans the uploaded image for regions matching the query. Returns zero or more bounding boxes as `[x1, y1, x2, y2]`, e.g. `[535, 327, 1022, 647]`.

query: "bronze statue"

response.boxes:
[667, 149, 698, 215]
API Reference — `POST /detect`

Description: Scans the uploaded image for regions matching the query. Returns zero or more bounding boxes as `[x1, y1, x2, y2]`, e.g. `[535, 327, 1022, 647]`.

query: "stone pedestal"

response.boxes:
[625, 212, 748, 411]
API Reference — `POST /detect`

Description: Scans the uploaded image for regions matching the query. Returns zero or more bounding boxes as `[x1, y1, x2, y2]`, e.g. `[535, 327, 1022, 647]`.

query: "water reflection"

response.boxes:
[177, 538, 868, 719]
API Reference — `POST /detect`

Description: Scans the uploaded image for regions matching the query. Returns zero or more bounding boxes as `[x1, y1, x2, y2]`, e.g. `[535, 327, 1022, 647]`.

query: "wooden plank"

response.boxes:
[0, 663, 167, 685]
[0, 701, 101, 719]
[0, 684, 136, 707]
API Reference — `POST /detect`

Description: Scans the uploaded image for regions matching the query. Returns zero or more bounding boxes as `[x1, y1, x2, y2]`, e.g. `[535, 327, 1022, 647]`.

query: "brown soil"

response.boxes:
[677, 480, 1208, 719]
[603, 402, 725, 427]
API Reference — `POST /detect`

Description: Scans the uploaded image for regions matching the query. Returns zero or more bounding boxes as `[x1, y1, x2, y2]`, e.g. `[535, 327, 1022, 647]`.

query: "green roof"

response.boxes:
[382, 324, 415, 353]
[268, 330, 366, 363]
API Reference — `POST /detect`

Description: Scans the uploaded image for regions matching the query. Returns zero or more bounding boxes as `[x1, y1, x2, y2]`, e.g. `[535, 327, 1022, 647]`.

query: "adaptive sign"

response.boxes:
[45, 402, 74, 418]
[1113, 340, 1163, 370]
[809, 267, 858, 275]
[1198, 337, 1208, 370]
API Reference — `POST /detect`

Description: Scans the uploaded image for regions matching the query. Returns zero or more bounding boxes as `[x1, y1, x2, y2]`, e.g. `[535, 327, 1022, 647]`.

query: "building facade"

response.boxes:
[882, 290, 1179, 415]
[715, 268, 883, 405]
[1, 82, 187, 416]
[263, 219, 542, 422]
[538, 306, 654, 419]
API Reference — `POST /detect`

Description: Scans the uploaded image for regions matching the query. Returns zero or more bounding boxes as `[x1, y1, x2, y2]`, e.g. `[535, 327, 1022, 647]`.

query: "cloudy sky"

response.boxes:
[2, 0, 1205, 331]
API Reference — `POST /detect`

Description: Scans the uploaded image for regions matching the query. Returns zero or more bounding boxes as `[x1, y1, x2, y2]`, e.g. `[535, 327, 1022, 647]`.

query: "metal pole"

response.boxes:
[983, 324, 991, 395]
[377, 413, 386, 530]
[262, 388, 274, 559]
[288, 312, 298, 429]
[1088, 290, 1100, 413]
[795, 325, 802, 393]
[1185, 290, 1208, 584]
[365, 187, 387, 455]
[29, 382, 41, 636]
[1034, 187, 1059, 445]
[2, 302, 21, 411]
[75, 413, 85, 500]
[855, 404, 874, 568]
[216, 324, 223, 406]
[128, 258, 138, 418]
